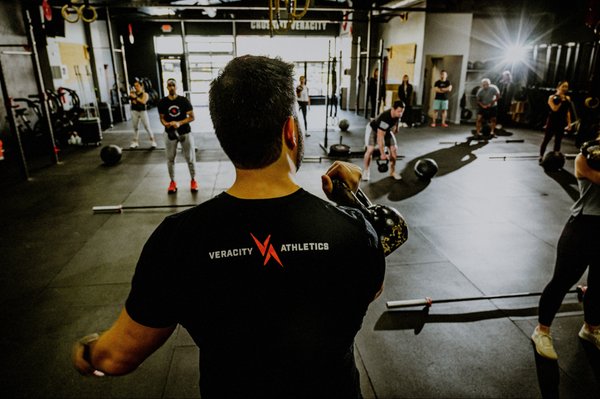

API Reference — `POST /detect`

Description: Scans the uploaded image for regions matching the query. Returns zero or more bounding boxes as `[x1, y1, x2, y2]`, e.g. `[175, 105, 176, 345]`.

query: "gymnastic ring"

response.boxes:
[61, 4, 80, 23]
[79, 4, 98, 23]
[584, 96, 599, 109]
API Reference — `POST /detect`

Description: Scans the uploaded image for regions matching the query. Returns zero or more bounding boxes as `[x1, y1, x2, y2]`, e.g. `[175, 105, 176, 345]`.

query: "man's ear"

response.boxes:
[283, 116, 297, 149]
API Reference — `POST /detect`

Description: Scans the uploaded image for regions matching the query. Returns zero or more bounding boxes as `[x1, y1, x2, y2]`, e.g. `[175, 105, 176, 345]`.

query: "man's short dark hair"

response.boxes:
[209, 55, 296, 169]
[392, 100, 405, 109]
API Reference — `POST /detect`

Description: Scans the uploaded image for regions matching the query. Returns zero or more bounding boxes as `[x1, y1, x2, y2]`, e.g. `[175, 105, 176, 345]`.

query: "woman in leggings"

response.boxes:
[539, 81, 572, 163]
[532, 133, 600, 359]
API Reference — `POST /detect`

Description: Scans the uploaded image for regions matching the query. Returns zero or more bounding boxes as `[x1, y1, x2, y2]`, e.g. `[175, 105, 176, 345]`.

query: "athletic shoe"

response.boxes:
[441, 123, 449, 128]
[578, 325, 600, 350]
[531, 327, 558, 360]
[168, 180, 177, 194]
[362, 169, 370, 181]
[150, 140, 157, 149]
[391, 171, 402, 180]
[190, 179, 198, 193]
[430, 123, 436, 127]
[130, 141, 139, 149]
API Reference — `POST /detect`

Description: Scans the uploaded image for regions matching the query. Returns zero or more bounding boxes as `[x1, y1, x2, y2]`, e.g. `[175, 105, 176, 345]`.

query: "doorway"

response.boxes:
[159, 56, 183, 98]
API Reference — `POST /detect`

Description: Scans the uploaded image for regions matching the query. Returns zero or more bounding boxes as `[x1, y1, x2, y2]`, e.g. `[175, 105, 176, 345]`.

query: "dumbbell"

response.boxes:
[330, 179, 408, 256]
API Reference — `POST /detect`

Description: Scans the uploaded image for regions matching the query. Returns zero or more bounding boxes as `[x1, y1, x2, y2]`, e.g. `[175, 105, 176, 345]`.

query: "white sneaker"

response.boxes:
[130, 141, 139, 149]
[531, 327, 558, 360]
[150, 140, 157, 149]
[578, 325, 600, 350]
[391, 171, 402, 180]
[362, 169, 370, 181]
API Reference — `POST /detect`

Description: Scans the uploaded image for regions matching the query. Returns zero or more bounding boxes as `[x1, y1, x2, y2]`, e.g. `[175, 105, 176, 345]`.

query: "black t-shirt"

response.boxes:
[126, 189, 385, 398]
[157, 95, 193, 134]
[434, 79, 451, 100]
[370, 109, 399, 135]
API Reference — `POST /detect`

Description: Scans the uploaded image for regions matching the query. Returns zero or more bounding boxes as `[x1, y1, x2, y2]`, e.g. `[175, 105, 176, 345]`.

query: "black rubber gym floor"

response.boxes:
[0, 106, 598, 397]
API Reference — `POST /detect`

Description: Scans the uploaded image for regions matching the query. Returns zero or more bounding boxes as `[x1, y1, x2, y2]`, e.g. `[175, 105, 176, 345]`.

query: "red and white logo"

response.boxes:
[250, 233, 283, 267]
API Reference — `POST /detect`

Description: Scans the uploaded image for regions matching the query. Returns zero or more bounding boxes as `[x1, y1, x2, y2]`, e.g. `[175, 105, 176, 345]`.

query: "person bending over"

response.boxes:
[72, 55, 386, 399]
[363, 100, 405, 182]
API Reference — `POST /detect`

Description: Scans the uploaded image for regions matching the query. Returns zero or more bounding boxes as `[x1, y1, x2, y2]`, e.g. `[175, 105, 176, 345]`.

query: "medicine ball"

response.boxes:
[552, 95, 561, 105]
[100, 144, 122, 166]
[414, 158, 438, 180]
[338, 119, 350, 132]
[541, 151, 565, 172]
[581, 140, 600, 171]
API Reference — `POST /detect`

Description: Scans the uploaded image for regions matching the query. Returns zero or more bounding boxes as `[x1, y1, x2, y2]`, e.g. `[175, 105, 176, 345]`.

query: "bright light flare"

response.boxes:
[503, 44, 528, 64]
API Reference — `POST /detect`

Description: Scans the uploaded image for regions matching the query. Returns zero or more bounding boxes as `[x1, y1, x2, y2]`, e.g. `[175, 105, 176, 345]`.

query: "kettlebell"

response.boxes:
[377, 158, 389, 173]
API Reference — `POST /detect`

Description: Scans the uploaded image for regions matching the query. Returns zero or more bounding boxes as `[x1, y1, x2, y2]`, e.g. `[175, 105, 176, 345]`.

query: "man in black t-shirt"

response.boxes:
[157, 78, 197, 194]
[72, 56, 386, 398]
[363, 100, 405, 181]
[431, 70, 452, 127]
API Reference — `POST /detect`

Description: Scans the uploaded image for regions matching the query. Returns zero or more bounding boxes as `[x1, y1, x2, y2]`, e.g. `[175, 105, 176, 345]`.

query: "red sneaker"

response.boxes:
[190, 179, 198, 192]
[441, 123, 449, 128]
[430, 123, 436, 127]
[168, 180, 177, 194]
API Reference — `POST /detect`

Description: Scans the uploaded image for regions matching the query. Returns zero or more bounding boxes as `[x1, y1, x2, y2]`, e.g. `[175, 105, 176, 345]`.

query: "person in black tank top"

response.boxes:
[129, 80, 157, 149]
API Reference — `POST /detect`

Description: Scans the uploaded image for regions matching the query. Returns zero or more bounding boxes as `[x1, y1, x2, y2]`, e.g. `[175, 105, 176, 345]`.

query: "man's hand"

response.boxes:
[72, 333, 105, 377]
[321, 161, 362, 200]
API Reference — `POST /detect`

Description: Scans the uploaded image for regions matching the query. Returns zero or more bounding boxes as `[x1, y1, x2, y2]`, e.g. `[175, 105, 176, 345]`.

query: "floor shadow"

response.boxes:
[531, 337, 600, 398]
[580, 339, 600, 386]
[531, 342, 560, 399]
[545, 169, 580, 202]
[363, 140, 489, 202]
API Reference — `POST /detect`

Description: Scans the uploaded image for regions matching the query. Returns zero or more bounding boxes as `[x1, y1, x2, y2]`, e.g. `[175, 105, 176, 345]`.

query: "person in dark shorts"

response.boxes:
[72, 55, 386, 399]
[362, 100, 405, 181]
[475, 78, 500, 137]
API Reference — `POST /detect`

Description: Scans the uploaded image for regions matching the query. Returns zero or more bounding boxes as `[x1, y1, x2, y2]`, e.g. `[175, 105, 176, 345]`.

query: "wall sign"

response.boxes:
[250, 20, 328, 31]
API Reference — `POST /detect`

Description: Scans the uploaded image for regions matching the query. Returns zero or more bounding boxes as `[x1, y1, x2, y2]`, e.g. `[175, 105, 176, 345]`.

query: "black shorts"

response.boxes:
[478, 106, 498, 120]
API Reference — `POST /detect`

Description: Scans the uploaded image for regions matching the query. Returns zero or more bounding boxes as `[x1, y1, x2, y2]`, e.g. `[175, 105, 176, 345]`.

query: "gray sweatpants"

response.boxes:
[131, 110, 154, 142]
[164, 132, 196, 180]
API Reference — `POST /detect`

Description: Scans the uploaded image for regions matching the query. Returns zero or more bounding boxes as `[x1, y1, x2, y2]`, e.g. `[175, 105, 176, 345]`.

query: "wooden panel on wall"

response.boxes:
[58, 42, 90, 87]
[387, 43, 416, 83]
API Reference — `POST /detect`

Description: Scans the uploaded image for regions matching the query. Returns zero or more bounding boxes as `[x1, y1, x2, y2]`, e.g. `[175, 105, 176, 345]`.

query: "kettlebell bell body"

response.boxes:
[377, 158, 389, 173]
